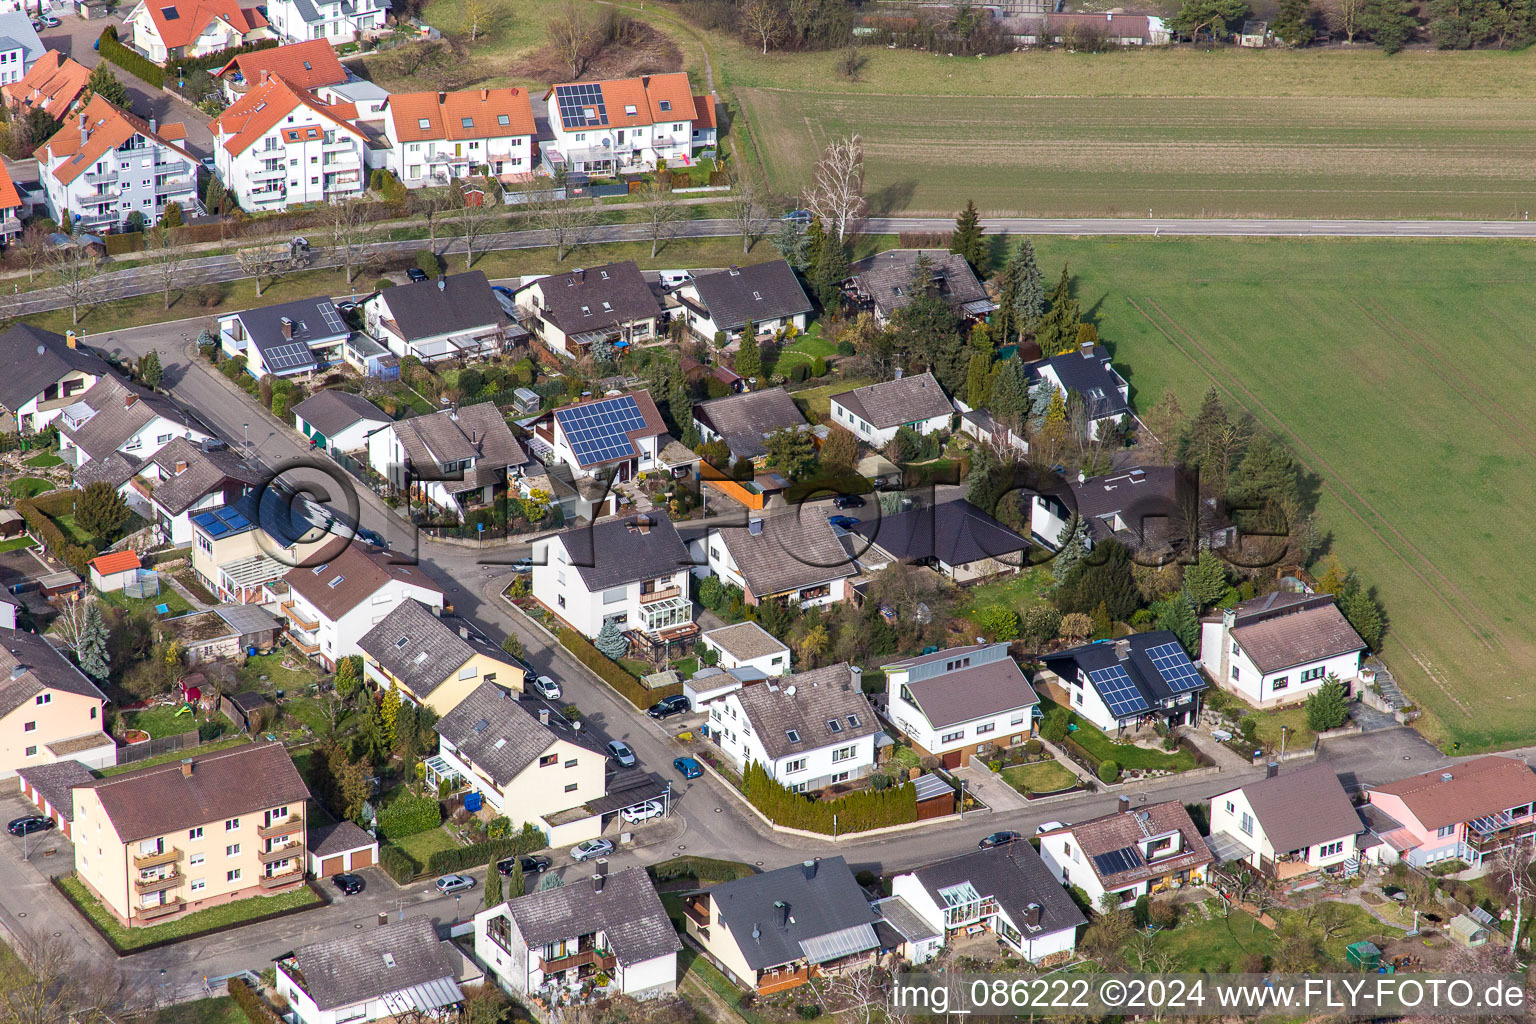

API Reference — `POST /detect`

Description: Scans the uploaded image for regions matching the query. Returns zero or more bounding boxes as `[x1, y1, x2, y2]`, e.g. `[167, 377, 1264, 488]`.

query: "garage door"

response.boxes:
[352, 847, 373, 868]
[941, 750, 962, 770]
[321, 856, 344, 877]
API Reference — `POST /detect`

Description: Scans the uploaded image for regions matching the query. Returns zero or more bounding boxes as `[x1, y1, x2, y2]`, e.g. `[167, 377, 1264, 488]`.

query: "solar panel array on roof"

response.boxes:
[264, 341, 316, 373]
[193, 505, 252, 538]
[1091, 845, 1143, 877]
[1147, 641, 1203, 693]
[318, 301, 346, 335]
[556, 83, 607, 128]
[556, 395, 646, 466]
[1088, 664, 1149, 718]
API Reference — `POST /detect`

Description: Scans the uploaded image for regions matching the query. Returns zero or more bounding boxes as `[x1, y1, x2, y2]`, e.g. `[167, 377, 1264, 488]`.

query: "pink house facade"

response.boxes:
[1365, 755, 1536, 869]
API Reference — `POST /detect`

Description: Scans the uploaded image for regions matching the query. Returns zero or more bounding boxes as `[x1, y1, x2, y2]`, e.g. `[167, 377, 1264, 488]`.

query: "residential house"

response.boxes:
[0, 597, 113, 777]
[4, 49, 89, 121]
[365, 401, 529, 512]
[211, 39, 345, 102]
[58, 374, 210, 490]
[955, 403, 1028, 457]
[358, 600, 524, 716]
[871, 896, 943, 965]
[38, 97, 200, 234]
[1199, 591, 1366, 708]
[0, 14, 43, 86]
[1037, 798, 1213, 907]
[261, 0, 385, 43]
[1207, 763, 1362, 879]
[477, 867, 679, 1001]
[849, 498, 1029, 584]
[277, 917, 462, 1024]
[842, 250, 995, 326]
[189, 487, 347, 603]
[527, 390, 669, 485]
[1036, 632, 1206, 734]
[1018, 12, 1170, 44]
[682, 856, 879, 994]
[292, 389, 390, 454]
[124, 437, 265, 545]
[676, 261, 812, 345]
[1366, 755, 1536, 868]
[710, 664, 878, 791]
[695, 508, 853, 610]
[362, 271, 507, 364]
[1024, 344, 1131, 439]
[125, 0, 271, 61]
[383, 87, 537, 186]
[531, 513, 695, 645]
[891, 844, 1085, 962]
[70, 741, 309, 927]
[693, 387, 809, 468]
[691, 94, 717, 149]
[515, 262, 663, 360]
[542, 73, 709, 175]
[0, 323, 108, 435]
[272, 541, 444, 670]
[1031, 465, 1234, 555]
[306, 819, 376, 877]
[0, 160, 22, 243]
[699, 621, 789, 676]
[211, 75, 367, 211]
[429, 680, 608, 841]
[882, 643, 1038, 768]
[828, 372, 952, 448]
[17, 759, 99, 836]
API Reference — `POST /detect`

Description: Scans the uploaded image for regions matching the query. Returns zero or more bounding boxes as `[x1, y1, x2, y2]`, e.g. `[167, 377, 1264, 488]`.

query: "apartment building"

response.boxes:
[542, 73, 706, 174]
[0, 595, 113, 778]
[211, 75, 367, 211]
[383, 87, 537, 186]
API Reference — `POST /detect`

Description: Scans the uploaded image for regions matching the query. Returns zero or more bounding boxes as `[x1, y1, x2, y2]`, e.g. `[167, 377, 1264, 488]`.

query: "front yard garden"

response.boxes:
[1000, 760, 1078, 795]
[57, 874, 320, 953]
[1039, 697, 1200, 777]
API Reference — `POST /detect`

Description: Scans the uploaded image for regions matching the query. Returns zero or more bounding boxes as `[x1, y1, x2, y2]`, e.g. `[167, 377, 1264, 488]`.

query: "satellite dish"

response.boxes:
[35, 345, 44, 355]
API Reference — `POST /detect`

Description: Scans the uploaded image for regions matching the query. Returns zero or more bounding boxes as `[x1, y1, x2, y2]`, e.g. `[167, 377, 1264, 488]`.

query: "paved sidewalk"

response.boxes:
[951, 763, 1026, 814]
[1180, 727, 1253, 770]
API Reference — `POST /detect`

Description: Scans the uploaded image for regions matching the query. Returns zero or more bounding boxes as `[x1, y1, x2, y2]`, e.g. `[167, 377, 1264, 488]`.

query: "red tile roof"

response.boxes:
[3, 50, 90, 122]
[90, 550, 142, 575]
[42, 94, 196, 186]
[692, 94, 716, 130]
[386, 87, 536, 143]
[213, 39, 344, 92]
[0, 160, 21, 212]
[212, 74, 361, 156]
[144, 0, 267, 51]
[546, 72, 695, 132]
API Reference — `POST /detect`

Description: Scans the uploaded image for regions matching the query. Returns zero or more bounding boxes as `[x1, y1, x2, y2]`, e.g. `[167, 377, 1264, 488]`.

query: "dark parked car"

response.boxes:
[977, 830, 1022, 849]
[8, 816, 53, 837]
[832, 494, 866, 509]
[333, 873, 365, 895]
[498, 854, 552, 875]
[407, 267, 430, 282]
[673, 756, 703, 779]
[647, 694, 691, 720]
[827, 515, 861, 530]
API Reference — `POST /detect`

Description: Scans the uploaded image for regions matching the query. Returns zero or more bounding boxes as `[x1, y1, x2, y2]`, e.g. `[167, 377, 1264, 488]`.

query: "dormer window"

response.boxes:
[827, 719, 842, 733]
[659, 99, 671, 111]
[418, 117, 431, 130]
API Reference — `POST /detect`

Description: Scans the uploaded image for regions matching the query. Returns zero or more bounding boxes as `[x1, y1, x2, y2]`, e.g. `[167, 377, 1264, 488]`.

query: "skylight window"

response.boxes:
[160, 4, 179, 17]
[827, 719, 843, 733]
[624, 104, 637, 115]
[752, 291, 762, 301]
[303, 60, 312, 70]
[417, 117, 431, 129]
[659, 99, 671, 111]
[413, 651, 428, 664]
[461, 117, 473, 128]
[312, 563, 329, 574]
[580, 305, 592, 316]
[847, 714, 860, 727]
[327, 575, 344, 588]
[786, 729, 800, 743]
[497, 114, 509, 126]
[394, 635, 410, 648]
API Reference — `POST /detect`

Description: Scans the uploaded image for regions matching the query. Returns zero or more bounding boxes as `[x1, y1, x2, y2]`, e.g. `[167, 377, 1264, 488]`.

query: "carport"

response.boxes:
[17, 759, 95, 838]
[588, 772, 672, 833]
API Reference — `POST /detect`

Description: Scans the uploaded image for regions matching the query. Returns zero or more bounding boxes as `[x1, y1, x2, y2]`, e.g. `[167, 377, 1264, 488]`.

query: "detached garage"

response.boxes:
[17, 760, 95, 838]
[308, 820, 378, 877]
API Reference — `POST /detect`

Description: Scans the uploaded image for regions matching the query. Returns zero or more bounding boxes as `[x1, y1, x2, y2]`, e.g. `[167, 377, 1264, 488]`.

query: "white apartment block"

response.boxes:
[211, 76, 366, 211]
[383, 88, 537, 187]
[543, 73, 705, 175]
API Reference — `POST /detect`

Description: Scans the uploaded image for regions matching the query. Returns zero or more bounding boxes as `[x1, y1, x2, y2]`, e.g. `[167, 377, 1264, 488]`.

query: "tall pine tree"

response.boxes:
[1033, 263, 1082, 356]
[1015, 238, 1045, 334]
[949, 200, 988, 272]
[78, 602, 109, 682]
[989, 359, 1028, 430]
[812, 228, 849, 308]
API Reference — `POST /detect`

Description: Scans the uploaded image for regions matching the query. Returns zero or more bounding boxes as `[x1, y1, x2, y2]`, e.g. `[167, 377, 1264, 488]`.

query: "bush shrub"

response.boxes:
[227, 978, 281, 1024]
[1025, 739, 1043, 756]
[789, 363, 809, 382]
[375, 278, 395, 291]
[975, 605, 1020, 641]
[556, 627, 682, 709]
[415, 250, 440, 277]
[1098, 760, 1121, 784]
[796, 1006, 821, 1020]
[375, 794, 442, 839]
[99, 27, 164, 88]
[836, 340, 855, 356]
[424, 825, 546, 874]
[855, 869, 876, 887]
[648, 856, 756, 884]
[379, 844, 417, 884]
[742, 761, 916, 834]
[810, 356, 826, 376]
[1041, 708, 1069, 743]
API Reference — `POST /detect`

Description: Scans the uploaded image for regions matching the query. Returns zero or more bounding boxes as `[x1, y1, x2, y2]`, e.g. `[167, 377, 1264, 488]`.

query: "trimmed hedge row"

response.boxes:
[648, 856, 757, 884]
[424, 825, 546, 875]
[227, 978, 281, 1024]
[15, 494, 92, 575]
[99, 27, 164, 89]
[742, 761, 917, 835]
[375, 794, 441, 840]
[379, 844, 417, 884]
[556, 626, 682, 709]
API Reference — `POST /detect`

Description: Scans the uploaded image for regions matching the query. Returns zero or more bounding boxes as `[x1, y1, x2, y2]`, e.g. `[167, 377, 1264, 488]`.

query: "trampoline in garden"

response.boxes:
[122, 569, 161, 600]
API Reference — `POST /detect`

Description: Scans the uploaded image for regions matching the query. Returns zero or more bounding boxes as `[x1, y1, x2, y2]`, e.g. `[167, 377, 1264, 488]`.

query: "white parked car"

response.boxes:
[1035, 820, 1070, 836]
[531, 675, 561, 700]
[620, 799, 665, 824]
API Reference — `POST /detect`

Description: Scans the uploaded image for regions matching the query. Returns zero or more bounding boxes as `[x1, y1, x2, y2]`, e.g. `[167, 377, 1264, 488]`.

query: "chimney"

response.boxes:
[8, 663, 24, 681]
[802, 858, 817, 880]
[538, 708, 550, 725]
[437, 92, 447, 104]
[480, 88, 488, 100]
[1442, 772, 1453, 782]
[1025, 902, 1042, 928]
[748, 517, 763, 536]
[281, 317, 293, 340]
[1266, 761, 1279, 779]
[597, 858, 608, 877]
[66, 330, 77, 349]
[125, 393, 138, 409]
[180, 758, 194, 777]
[259, 68, 269, 85]
[592, 872, 604, 893]
[752, 923, 760, 940]
[1117, 795, 1130, 814]
[149, 116, 157, 135]
[636, 514, 651, 535]
[1080, 341, 1095, 358]
[1114, 639, 1130, 662]
[174, 460, 188, 474]
[774, 900, 790, 927]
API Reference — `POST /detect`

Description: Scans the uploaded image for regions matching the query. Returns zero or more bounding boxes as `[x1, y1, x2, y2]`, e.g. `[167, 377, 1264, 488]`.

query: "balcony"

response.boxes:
[136, 898, 185, 921]
[85, 170, 118, 185]
[77, 191, 118, 207]
[681, 900, 710, 929]
[259, 840, 302, 865]
[281, 601, 319, 631]
[287, 633, 320, 656]
[639, 585, 681, 605]
[1464, 816, 1536, 850]
[134, 870, 181, 894]
[251, 164, 287, 181]
[133, 846, 181, 869]
[259, 868, 303, 889]
[538, 949, 617, 974]
[758, 966, 814, 996]
[257, 817, 303, 840]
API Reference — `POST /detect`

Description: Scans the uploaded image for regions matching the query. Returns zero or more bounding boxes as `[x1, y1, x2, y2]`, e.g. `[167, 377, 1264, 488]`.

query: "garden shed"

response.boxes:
[1450, 914, 1490, 948]
[1346, 941, 1381, 970]
[0, 510, 24, 539]
[88, 550, 141, 593]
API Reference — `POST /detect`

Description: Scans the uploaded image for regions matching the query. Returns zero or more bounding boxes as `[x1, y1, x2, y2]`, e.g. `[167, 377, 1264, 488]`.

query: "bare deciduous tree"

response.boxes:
[48, 596, 91, 656]
[1326, 0, 1363, 40]
[547, 1, 599, 78]
[532, 175, 598, 262]
[325, 201, 373, 285]
[724, 175, 768, 255]
[635, 178, 684, 258]
[0, 929, 145, 1024]
[804, 134, 866, 243]
[49, 244, 103, 326]
[143, 224, 189, 310]
[742, 0, 789, 53]
[457, 185, 495, 269]
[410, 186, 454, 250]
[462, 0, 490, 40]
[16, 224, 51, 283]
[236, 225, 300, 297]
[1493, 841, 1536, 952]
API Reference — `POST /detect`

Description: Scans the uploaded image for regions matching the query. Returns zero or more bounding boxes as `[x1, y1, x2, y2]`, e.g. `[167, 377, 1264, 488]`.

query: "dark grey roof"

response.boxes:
[139, 437, 266, 516]
[289, 916, 459, 1011]
[71, 450, 140, 489]
[686, 261, 811, 333]
[358, 601, 505, 697]
[694, 388, 808, 461]
[0, 626, 106, 717]
[846, 250, 990, 319]
[234, 296, 350, 373]
[554, 513, 691, 592]
[1236, 763, 1362, 854]
[524, 261, 662, 332]
[434, 681, 597, 786]
[391, 402, 528, 491]
[57, 375, 201, 462]
[716, 510, 854, 598]
[506, 866, 679, 966]
[377, 271, 505, 342]
[1068, 466, 1187, 543]
[17, 759, 94, 821]
[309, 819, 376, 858]
[0, 323, 108, 412]
[871, 895, 941, 944]
[829, 372, 952, 430]
[1025, 345, 1129, 422]
[851, 499, 1028, 570]
[291, 390, 390, 438]
[1040, 630, 1206, 722]
[910, 844, 1086, 940]
[885, 644, 1038, 729]
[215, 602, 281, 636]
[732, 665, 877, 760]
[706, 856, 878, 972]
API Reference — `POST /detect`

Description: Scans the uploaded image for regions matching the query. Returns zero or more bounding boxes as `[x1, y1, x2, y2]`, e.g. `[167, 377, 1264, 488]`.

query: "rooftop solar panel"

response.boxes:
[264, 341, 317, 373]
[1091, 845, 1144, 878]
[555, 83, 608, 129]
[1147, 641, 1204, 694]
[555, 395, 647, 466]
[1088, 664, 1149, 718]
[318, 301, 347, 335]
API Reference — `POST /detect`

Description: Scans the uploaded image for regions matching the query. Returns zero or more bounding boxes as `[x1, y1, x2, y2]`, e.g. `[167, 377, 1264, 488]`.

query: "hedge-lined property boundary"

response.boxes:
[227, 978, 282, 1024]
[98, 27, 163, 89]
[556, 626, 683, 709]
[375, 793, 441, 840]
[742, 762, 916, 834]
[424, 826, 546, 875]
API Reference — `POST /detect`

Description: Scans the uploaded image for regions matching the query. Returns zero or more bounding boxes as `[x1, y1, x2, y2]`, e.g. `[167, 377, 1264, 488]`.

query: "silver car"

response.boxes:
[532, 675, 561, 700]
[607, 739, 637, 768]
[435, 874, 475, 895]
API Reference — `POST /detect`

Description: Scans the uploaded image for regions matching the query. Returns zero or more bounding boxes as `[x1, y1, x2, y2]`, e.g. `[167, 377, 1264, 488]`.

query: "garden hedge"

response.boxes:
[379, 844, 417, 884]
[98, 27, 163, 88]
[648, 856, 756, 884]
[228, 978, 281, 1024]
[424, 826, 546, 875]
[375, 794, 442, 839]
[556, 627, 682, 709]
[742, 761, 916, 834]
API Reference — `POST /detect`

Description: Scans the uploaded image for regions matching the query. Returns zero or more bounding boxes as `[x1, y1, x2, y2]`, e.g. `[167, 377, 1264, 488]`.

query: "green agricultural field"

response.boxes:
[1027, 235, 1536, 751]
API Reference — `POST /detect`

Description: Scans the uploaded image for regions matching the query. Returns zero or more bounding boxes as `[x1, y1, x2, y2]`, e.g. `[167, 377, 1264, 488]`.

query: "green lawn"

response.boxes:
[121, 703, 201, 739]
[236, 652, 321, 695]
[963, 568, 1052, 628]
[1027, 235, 1536, 751]
[98, 585, 194, 617]
[389, 828, 459, 868]
[1238, 703, 1316, 754]
[1041, 696, 1197, 773]
[773, 329, 837, 373]
[999, 760, 1078, 795]
[152, 997, 248, 1024]
[679, 947, 769, 1024]
[8, 477, 51, 500]
[1152, 909, 1276, 970]
[791, 378, 872, 420]
[0, 937, 30, 988]
[57, 874, 319, 952]
[22, 452, 63, 468]
[1272, 904, 1405, 964]
[97, 736, 250, 776]
[0, 536, 35, 553]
